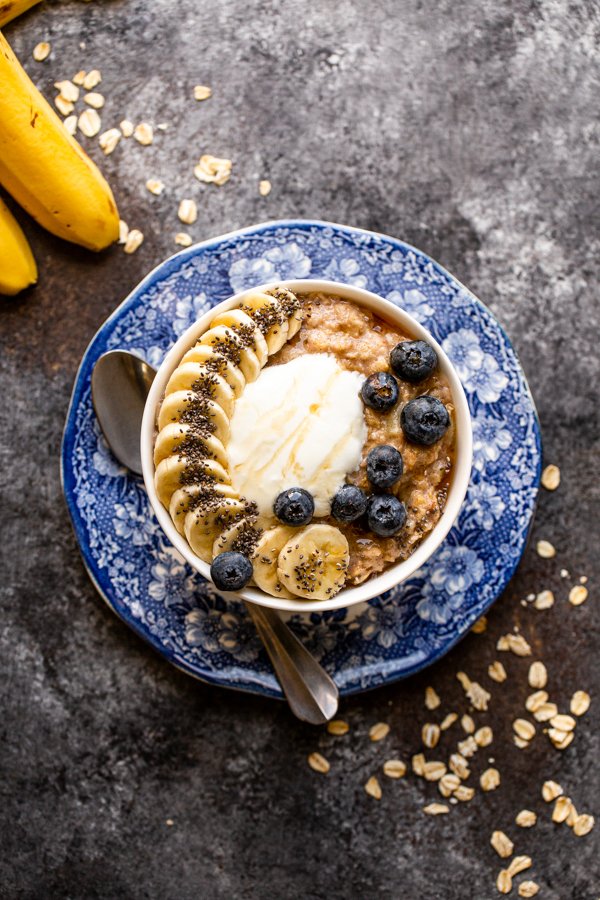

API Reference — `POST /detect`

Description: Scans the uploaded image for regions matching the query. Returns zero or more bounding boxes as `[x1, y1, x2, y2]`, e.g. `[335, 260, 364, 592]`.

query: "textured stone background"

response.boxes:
[1, 1, 599, 898]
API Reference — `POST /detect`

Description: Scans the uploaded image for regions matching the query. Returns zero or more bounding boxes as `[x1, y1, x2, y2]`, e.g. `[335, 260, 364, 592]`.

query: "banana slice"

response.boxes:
[164, 363, 235, 417]
[212, 516, 261, 558]
[157, 391, 230, 443]
[268, 287, 303, 338]
[169, 482, 238, 534]
[153, 424, 228, 468]
[155, 455, 231, 508]
[198, 325, 261, 383]
[251, 526, 298, 600]
[210, 309, 269, 366]
[180, 344, 245, 397]
[277, 524, 349, 601]
[240, 291, 289, 355]
[184, 497, 247, 563]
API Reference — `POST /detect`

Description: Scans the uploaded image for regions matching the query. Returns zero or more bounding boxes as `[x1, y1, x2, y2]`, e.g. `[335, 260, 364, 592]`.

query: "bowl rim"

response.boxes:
[140, 278, 473, 613]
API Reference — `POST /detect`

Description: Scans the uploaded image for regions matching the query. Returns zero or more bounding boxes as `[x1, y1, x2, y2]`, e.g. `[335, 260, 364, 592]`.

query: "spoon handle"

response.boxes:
[244, 601, 339, 724]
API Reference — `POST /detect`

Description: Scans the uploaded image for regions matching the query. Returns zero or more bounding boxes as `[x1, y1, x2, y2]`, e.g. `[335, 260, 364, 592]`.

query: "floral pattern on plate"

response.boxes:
[61, 220, 541, 698]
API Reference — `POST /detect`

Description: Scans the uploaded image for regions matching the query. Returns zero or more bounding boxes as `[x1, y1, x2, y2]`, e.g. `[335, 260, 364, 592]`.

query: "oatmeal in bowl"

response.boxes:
[141, 279, 472, 613]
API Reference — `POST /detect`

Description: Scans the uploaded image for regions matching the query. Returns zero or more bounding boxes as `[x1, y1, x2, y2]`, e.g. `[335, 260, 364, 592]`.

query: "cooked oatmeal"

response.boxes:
[274, 293, 456, 585]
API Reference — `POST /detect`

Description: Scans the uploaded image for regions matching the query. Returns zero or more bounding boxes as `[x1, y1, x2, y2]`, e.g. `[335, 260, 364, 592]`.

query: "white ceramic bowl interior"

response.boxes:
[141, 279, 473, 613]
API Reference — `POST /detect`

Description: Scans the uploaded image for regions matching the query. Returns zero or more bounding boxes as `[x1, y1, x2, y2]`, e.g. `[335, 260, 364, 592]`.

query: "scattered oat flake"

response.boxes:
[533, 701, 558, 722]
[570, 690, 590, 716]
[422, 723, 440, 748]
[55, 96, 75, 116]
[157, 122, 169, 130]
[364, 775, 382, 799]
[194, 154, 232, 186]
[165, 818, 174, 826]
[536, 539, 556, 558]
[440, 712, 458, 730]
[514, 735, 529, 749]
[178, 199, 198, 225]
[307, 752, 329, 774]
[566, 802, 578, 827]
[497, 633, 532, 656]
[423, 761, 447, 782]
[55, 81, 79, 103]
[73, 70, 86, 85]
[488, 661, 507, 683]
[259, 179, 272, 197]
[327, 719, 349, 736]
[457, 672, 491, 710]
[508, 855, 532, 877]
[496, 870, 512, 894]
[78, 108, 101, 137]
[84, 91, 105, 109]
[491, 831, 514, 859]
[480, 768, 500, 791]
[369, 722, 390, 742]
[134, 122, 154, 145]
[453, 784, 475, 802]
[549, 714, 575, 732]
[63, 115, 77, 136]
[174, 233, 193, 247]
[193, 84, 212, 101]
[146, 179, 165, 196]
[573, 814, 595, 836]
[552, 796, 572, 822]
[457, 736, 478, 758]
[82, 69, 101, 90]
[448, 753, 470, 780]
[516, 809, 537, 828]
[475, 726, 493, 747]
[569, 585, 588, 606]
[118, 220, 128, 244]
[528, 661, 548, 689]
[425, 686, 441, 710]
[534, 589, 555, 610]
[383, 759, 406, 779]
[123, 229, 144, 254]
[120, 119, 134, 137]
[423, 803, 449, 816]
[542, 780, 563, 802]
[518, 882, 540, 898]
[412, 753, 426, 776]
[461, 714, 475, 734]
[471, 615, 487, 633]
[541, 463, 560, 490]
[99, 128, 121, 155]
[549, 728, 574, 750]
[513, 719, 536, 741]
[438, 773, 460, 797]
[33, 42, 51, 62]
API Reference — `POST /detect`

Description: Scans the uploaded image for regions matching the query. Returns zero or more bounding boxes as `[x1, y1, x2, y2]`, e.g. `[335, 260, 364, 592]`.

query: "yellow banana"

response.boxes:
[0, 32, 119, 251]
[0, 0, 43, 28]
[0, 195, 37, 295]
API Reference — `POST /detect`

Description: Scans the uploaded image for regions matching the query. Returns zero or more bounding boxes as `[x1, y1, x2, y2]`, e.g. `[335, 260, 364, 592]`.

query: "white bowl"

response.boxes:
[141, 279, 473, 613]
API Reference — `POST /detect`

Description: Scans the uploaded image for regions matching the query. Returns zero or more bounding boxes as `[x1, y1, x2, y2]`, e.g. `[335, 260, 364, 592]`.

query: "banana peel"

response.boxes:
[0, 0, 42, 28]
[0, 194, 37, 294]
[0, 31, 119, 251]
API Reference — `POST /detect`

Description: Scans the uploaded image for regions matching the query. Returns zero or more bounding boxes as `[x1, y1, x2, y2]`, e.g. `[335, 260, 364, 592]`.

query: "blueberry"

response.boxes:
[390, 340, 438, 383]
[366, 445, 404, 489]
[210, 551, 253, 591]
[400, 395, 450, 445]
[360, 372, 399, 412]
[274, 487, 314, 526]
[331, 484, 368, 522]
[366, 495, 407, 537]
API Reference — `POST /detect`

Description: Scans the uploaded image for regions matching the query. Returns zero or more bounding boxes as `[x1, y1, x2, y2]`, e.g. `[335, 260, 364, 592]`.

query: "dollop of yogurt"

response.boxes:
[228, 353, 367, 518]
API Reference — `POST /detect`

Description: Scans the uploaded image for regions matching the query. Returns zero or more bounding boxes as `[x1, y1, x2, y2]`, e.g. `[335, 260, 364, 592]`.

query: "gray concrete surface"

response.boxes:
[1, 1, 599, 897]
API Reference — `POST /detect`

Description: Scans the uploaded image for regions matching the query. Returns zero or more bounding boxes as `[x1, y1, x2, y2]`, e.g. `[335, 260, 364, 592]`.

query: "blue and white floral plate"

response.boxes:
[61, 220, 541, 698]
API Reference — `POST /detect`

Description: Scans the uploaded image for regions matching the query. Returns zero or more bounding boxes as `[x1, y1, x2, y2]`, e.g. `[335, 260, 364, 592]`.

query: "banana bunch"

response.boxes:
[0, 26, 119, 296]
[0, 0, 42, 28]
[154, 290, 351, 601]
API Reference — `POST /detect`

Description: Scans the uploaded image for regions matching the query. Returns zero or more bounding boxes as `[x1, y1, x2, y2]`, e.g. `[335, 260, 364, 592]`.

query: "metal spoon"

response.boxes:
[91, 349, 339, 724]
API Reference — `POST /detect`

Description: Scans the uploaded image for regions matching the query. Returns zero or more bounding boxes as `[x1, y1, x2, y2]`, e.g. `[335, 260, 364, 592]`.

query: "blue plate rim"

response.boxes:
[60, 218, 542, 698]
